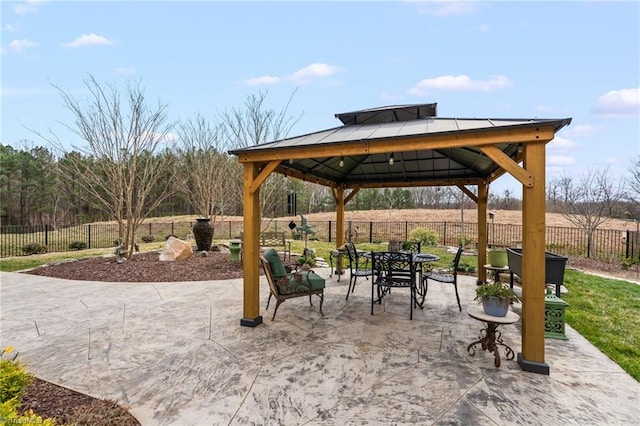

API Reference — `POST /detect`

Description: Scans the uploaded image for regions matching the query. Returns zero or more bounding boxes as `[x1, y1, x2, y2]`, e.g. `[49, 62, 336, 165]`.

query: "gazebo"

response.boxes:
[229, 103, 571, 375]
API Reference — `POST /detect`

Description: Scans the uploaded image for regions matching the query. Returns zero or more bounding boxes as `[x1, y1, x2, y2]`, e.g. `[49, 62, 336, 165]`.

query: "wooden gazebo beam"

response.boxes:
[234, 127, 556, 163]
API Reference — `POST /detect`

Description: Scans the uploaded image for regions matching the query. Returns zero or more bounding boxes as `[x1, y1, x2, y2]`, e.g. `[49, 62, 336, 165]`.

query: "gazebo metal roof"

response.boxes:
[230, 104, 571, 189]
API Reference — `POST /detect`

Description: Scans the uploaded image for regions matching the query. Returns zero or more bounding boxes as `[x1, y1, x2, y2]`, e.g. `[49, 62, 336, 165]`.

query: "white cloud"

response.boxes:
[114, 67, 136, 76]
[245, 75, 282, 86]
[408, 74, 513, 96]
[13, 0, 48, 15]
[547, 155, 576, 166]
[562, 124, 595, 138]
[412, 0, 479, 16]
[547, 136, 576, 153]
[6, 38, 39, 52]
[605, 157, 618, 164]
[476, 24, 489, 32]
[592, 87, 640, 118]
[62, 33, 114, 48]
[244, 63, 341, 86]
[2, 24, 17, 32]
[284, 63, 341, 85]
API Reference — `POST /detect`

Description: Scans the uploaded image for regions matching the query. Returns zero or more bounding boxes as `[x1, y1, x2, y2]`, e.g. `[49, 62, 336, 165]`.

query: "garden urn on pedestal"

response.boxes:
[193, 218, 214, 252]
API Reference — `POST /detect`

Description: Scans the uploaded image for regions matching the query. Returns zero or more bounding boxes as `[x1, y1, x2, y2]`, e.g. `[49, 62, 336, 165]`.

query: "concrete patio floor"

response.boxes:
[1, 268, 638, 425]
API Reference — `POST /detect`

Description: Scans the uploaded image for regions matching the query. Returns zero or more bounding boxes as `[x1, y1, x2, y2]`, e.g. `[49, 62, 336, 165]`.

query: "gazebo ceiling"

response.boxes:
[229, 104, 572, 189]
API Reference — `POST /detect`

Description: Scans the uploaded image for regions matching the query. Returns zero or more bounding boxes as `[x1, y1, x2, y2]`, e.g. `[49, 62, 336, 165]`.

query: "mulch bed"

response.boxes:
[23, 250, 249, 282]
[20, 378, 140, 425]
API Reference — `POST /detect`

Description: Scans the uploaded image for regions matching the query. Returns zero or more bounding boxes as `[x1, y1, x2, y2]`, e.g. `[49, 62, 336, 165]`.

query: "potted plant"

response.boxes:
[475, 282, 520, 317]
[487, 248, 508, 267]
[296, 248, 317, 270]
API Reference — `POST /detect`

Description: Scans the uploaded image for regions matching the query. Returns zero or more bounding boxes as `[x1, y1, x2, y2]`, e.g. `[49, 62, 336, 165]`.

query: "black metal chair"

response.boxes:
[371, 251, 418, 319]
[418, 246, 464, 311]
[345, 242, 371, 300]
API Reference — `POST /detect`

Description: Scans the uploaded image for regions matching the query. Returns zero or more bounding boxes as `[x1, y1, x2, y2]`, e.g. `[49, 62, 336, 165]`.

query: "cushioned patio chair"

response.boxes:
[260, 248, 325, 320]
[419, 246, 464, 311]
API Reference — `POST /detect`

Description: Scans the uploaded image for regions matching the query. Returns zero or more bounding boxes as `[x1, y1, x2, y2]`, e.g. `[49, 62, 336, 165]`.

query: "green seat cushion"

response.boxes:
[277, 271, 325, 295]
[264, 248, 288, 277]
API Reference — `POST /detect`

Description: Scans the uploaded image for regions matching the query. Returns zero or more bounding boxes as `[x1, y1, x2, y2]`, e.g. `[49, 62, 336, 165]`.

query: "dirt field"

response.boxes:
[145, 209, 635, 231]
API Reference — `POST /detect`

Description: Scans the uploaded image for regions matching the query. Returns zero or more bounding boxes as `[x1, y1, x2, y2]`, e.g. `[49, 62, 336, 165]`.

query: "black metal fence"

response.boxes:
[2, 219, 639, 262]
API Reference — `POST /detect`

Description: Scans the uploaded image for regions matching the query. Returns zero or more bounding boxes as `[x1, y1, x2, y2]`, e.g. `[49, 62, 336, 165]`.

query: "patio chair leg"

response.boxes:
[309, 294, 314, 306]
[318, 293, 324, 316]
[272, 300, 283, 321]
[454, 283, 462, 311]
[266, 293, 272, 309]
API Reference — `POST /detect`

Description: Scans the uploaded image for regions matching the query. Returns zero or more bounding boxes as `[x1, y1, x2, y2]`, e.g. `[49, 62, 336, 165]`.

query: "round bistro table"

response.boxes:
[467, 305, 519, 367]
[483, 264, 510, 283]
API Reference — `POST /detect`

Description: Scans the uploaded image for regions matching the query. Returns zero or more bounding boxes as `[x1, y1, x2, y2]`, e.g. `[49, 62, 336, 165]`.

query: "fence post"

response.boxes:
[328, 221, 332, 243]
[88, 224, 92, 249]
[45, 224, 49, 247]
[626, 230, 630, 259]
[443, 222, 447, 246]
[149, 223, 152, 235]
[369, 222, 373, 243]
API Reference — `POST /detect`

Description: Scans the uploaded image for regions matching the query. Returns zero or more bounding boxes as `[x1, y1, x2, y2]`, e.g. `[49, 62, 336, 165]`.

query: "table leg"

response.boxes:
[467, 323, 514, 367]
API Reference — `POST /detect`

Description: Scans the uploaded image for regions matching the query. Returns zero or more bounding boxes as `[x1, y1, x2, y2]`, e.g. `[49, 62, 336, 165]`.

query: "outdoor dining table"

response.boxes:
[363, 251, 440, 282]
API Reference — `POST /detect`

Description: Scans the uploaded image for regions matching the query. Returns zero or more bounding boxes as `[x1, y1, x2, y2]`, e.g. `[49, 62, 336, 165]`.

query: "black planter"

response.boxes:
[193, 218, 214, 251]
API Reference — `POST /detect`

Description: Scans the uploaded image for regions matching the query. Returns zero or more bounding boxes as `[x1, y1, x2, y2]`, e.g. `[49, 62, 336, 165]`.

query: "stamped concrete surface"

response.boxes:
[1, 268, 639, 425]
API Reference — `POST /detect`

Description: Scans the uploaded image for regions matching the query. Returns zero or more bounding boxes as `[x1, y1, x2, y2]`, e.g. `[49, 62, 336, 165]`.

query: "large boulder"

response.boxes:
[159, 237, 193, 261]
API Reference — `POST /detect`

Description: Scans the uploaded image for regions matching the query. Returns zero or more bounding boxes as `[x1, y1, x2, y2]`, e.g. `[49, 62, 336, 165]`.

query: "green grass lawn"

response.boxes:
[2, 242, 638, 381]
[562, 270, 640, 381]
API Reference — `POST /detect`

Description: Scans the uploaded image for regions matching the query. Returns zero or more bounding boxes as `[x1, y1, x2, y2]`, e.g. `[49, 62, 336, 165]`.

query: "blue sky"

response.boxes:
[2, 0, 639, 197]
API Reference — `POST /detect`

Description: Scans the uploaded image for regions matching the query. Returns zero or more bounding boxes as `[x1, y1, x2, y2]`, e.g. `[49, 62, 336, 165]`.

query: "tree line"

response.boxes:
[2, 76, 639, 257]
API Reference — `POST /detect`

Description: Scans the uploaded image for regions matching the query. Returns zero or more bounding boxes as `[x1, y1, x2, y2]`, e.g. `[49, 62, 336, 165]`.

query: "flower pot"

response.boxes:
[482, 296, 510, 317]
[193, 218, 214, 252]
[487, 250, 508, 267]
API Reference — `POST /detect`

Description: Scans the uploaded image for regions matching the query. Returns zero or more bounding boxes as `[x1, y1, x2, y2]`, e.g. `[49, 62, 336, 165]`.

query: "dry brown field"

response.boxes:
[148, 209, 635, 232]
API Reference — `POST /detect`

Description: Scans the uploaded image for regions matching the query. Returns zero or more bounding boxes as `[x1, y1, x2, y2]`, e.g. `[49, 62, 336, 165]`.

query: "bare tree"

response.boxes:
[175, 114, 236, 225]
[39, 76, 175, 258]
[624, 156, 640, 221]
[551, 168, 624, 257]
[219, 90, 302, 222]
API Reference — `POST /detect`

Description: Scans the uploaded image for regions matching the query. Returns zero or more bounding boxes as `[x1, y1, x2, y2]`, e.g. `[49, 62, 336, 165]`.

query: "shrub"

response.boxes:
[457, 262, 477, 274]
[408, 227, 439, 246]
[457, 236, 472, 248]
[0, 347, 54, 426]
[621, 256, 639, 270]
[69, 240, 87, 251]
[21, 243, 47, 255]
[0, 346, 33, 404]
[141, 235, 155, 243]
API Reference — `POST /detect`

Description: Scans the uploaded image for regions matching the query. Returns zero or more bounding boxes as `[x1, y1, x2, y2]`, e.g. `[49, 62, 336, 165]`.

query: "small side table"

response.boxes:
[467, 305, 520, 367]
[483, 264, 510, 283]
[329, 249, 347, 281]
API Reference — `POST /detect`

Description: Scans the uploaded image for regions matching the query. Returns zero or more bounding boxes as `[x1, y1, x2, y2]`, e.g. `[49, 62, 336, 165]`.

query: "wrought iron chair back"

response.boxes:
[344, 241, 372, 300]
[371, 251, 418, 319]
[420, 246, 464, 311]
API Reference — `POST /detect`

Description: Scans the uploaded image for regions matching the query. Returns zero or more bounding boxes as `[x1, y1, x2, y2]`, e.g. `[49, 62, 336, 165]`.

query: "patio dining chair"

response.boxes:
[418, 246, 464, 311]
[345, 241, 372, 300]
[371, 251, 418, 319]
[260, 248, 325, 320]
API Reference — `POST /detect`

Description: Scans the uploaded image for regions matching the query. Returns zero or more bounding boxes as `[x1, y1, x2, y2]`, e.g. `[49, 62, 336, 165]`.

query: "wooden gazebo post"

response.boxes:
[240, 161, 268, 327]
[477, 180, 489, 284]
[518, 140, 550, 373]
